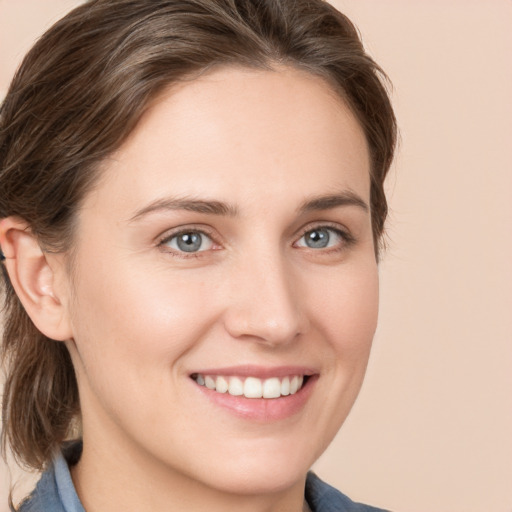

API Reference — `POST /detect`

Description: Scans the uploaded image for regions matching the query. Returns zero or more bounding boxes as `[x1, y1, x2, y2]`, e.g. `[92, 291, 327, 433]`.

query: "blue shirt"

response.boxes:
[15, 442, 390, 512]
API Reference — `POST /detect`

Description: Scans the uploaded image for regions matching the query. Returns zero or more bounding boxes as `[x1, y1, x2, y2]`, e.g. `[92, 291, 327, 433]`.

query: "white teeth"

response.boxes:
[244, 377, 263, 398]
[193, 374, 307, 399]
[262, 377, 281, 399]
[228, 376, 244, 396]
[289, 376, 299, 394]
[205, 376, 216, 389]
[281, 376, 290, 396]
[215, 376, 228, 393]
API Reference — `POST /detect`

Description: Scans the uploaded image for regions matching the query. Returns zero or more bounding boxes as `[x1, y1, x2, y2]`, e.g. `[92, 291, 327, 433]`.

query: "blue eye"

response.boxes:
[297, 227, 344, 249]
[163, 231, 213, 253]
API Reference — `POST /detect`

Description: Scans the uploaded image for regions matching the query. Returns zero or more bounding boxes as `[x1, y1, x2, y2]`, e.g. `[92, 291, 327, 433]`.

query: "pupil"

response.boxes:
[307, 229, 329, 248]
[177, 233, 201, 252]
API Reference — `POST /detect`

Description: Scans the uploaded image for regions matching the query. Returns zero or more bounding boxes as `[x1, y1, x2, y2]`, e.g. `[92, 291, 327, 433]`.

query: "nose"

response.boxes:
[222, 250, 308, 347]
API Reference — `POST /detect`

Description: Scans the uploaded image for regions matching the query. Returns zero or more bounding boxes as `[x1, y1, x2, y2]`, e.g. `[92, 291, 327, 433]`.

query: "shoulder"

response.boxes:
[305, 472, 391, 512]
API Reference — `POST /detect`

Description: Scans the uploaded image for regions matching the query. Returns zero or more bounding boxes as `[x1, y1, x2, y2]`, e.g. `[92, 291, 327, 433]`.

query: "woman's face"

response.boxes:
[63, 66, 378, 494]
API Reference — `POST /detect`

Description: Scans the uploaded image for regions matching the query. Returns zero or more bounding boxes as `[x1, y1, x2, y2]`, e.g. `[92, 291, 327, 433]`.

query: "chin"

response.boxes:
[200, 462, 308, 496]
[178, 437, 321, 496]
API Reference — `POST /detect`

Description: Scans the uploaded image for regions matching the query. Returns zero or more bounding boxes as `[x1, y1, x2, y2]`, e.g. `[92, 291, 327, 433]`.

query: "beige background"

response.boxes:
[1, 1, 511, 511]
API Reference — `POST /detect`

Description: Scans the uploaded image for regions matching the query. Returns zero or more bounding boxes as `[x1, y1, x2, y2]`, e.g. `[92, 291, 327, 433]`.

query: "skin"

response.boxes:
[1, 65, 378, 512]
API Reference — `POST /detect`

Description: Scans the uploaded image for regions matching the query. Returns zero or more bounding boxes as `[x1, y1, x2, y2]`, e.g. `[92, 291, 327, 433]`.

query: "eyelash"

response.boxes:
[157, 223, 355, 258]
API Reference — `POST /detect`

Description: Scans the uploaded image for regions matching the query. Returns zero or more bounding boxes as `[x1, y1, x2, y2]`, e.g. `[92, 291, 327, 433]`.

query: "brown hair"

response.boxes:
[0, 0, 396, 470]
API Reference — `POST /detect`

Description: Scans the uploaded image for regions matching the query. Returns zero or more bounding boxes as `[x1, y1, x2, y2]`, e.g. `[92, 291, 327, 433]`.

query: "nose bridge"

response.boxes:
[223, 244, 306, 345]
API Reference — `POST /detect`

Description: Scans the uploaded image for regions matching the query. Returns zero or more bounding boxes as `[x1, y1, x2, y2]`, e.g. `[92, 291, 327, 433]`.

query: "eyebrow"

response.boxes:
[298, 191, 369, 214]
[128, 190, 368, 223]
[128, 197, 238, 222]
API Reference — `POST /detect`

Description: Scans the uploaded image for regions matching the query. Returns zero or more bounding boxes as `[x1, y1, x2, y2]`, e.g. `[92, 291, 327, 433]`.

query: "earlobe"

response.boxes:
[0, 217, 73, 341]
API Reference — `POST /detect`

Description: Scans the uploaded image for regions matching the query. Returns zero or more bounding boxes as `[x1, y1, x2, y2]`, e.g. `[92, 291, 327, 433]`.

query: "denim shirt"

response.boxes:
[15, 442, 390, 512]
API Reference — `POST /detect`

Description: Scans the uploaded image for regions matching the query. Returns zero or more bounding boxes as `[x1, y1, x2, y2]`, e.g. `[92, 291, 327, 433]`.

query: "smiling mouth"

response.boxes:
[191, 373, 309, 399]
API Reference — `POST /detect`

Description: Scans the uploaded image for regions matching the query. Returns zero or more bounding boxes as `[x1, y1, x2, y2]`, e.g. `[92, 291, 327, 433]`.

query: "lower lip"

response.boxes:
[192, 376, 318, 421]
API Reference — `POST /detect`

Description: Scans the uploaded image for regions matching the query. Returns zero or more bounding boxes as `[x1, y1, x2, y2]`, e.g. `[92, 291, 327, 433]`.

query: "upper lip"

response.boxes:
[189, 365, 317, 379]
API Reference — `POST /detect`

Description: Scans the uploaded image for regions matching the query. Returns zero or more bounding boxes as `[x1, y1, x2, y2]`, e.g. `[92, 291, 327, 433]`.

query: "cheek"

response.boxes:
[295, 259, 379, 459]
[67, 258, 218, 384]
[309, 259, 379, 361]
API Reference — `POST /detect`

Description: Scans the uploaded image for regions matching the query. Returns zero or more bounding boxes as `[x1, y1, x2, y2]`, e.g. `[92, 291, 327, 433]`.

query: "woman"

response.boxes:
[0, 0, 396, 510]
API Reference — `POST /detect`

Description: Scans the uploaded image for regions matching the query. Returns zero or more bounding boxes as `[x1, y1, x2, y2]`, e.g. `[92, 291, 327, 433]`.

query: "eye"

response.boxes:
[296, 227, 346, 249]
[161, 230, 214, 253]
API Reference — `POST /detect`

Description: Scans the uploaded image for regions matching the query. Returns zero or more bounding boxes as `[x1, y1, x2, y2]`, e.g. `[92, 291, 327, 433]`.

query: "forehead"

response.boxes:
[89, 65, 370, 214]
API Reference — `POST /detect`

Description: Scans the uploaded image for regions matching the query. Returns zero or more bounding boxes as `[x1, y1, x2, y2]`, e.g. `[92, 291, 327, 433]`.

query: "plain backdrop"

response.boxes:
[1, 1, 511, 511]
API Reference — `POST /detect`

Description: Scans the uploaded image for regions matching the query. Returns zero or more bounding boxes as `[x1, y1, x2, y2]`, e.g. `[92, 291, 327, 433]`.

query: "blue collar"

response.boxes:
[15, 442, 84, 512]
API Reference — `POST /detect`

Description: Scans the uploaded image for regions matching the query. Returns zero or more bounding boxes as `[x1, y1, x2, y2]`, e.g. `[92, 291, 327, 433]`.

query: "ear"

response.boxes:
[0, 217, 73, 341]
